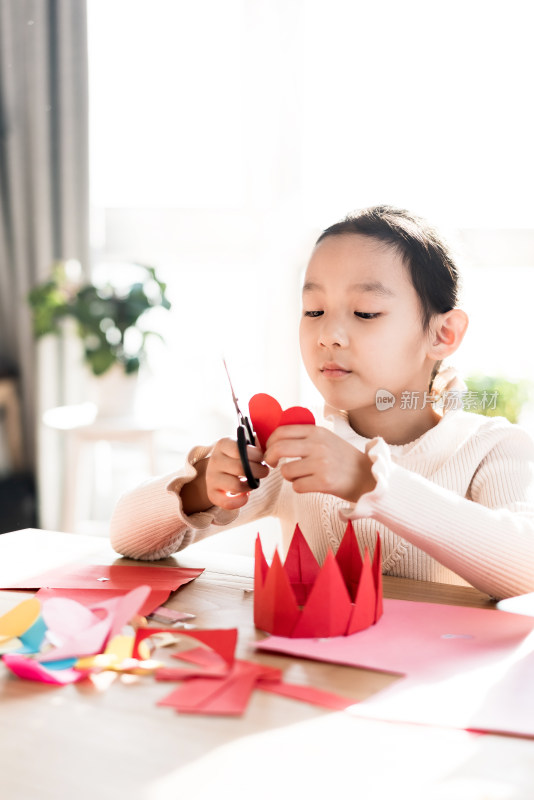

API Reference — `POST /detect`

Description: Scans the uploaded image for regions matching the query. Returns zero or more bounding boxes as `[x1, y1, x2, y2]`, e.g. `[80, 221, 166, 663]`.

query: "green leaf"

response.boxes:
[27, 260, 171, 374]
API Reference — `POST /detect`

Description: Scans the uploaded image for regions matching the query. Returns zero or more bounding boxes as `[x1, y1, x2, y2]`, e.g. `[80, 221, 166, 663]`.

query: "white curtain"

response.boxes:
[0, 0, 89, 526]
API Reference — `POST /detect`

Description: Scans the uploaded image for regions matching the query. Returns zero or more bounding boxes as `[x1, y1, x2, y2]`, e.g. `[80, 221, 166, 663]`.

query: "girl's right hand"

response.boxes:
[205, 437, 269, 510]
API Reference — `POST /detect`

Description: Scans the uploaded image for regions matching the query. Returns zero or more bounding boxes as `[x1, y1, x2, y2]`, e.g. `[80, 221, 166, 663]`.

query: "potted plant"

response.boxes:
[28, 260, 172, 416]
[28, 260, 171, 376]
[464, 374, 532, 424]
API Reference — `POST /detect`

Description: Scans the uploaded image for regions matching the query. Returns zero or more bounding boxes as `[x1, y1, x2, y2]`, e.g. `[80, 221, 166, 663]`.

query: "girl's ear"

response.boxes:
[428, 308, 469, 358]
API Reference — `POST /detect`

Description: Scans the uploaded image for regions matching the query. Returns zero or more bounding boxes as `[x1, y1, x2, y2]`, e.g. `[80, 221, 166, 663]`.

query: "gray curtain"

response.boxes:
[0, 0, 89, 476]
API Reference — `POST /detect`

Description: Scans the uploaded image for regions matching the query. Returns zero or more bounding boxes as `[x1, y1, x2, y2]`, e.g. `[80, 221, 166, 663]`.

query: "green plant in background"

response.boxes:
[464, 374, 532, 424]
[28, 261, 171, 376]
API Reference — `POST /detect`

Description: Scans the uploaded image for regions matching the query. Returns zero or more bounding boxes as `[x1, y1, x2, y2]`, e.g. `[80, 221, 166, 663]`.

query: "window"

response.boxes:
[89, 0, 534, 449]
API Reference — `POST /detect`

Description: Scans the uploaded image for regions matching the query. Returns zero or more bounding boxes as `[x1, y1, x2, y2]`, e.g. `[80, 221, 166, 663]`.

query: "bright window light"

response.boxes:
[88, 0, 534, 447]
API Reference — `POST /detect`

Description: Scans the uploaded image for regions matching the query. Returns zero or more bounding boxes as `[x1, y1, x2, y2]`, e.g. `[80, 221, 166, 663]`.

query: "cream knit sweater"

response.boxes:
[110, 408, 534, 600]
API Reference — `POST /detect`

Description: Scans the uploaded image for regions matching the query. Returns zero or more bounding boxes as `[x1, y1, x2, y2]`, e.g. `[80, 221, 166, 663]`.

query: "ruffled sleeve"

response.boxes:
[339, 437, 392, 520]
[110, 441, 284, 561]
[110, 443, 239, 560]
[338, 430, 534, 600]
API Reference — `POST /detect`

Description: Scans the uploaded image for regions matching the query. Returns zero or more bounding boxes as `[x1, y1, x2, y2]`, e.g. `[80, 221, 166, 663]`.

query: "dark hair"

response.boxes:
[316, 205, 461, 330]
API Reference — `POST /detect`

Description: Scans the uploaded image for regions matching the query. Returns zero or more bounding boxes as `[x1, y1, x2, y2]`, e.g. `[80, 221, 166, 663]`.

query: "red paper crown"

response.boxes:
[254, 522, 383, 638]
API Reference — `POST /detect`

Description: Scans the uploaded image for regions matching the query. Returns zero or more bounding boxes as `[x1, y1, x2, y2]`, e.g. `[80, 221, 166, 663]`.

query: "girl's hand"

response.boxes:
[263, 425, 376, 504]
[204, 437, 270, 510]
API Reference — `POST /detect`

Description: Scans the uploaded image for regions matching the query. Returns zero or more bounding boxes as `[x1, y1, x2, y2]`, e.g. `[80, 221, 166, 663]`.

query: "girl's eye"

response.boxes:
[303, 310, 323, 318]
[354, 312, 380, 320]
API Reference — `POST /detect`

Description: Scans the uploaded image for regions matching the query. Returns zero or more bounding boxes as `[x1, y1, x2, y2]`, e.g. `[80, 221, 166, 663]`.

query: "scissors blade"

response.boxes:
[222, 359, 259, 489]
[222, 358, 243, 419]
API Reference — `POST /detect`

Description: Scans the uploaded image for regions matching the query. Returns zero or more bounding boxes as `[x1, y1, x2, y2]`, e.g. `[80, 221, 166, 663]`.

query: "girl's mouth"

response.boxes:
[320, 363, 352, 378]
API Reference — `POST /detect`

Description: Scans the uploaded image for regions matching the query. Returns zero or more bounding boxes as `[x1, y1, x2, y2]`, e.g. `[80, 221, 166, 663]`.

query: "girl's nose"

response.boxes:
[318, 317, 349, 348]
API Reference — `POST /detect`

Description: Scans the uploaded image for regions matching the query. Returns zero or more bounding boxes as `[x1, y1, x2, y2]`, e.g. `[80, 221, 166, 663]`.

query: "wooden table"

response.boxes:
[1, 528, 533, 800]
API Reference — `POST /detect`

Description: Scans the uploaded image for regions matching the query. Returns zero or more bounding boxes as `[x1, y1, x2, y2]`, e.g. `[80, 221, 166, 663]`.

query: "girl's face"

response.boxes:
[299, 233, 439, 438]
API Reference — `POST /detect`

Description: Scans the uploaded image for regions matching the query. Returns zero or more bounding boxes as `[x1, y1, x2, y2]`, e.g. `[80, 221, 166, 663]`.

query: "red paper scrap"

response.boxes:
[173, 646, 227, 669]
[157, 661, 269, 716]
[156, 664, 228, 681]
[257, 679, 357, 711]
[157, 656, 345, 716]
[3, 564, 203, 592]
[133, 627, 238, 667]
[156, 646, 230, 680]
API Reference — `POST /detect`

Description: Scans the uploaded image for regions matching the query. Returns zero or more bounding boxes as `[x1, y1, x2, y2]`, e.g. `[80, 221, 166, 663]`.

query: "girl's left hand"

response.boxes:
[263, 425, 376, 504]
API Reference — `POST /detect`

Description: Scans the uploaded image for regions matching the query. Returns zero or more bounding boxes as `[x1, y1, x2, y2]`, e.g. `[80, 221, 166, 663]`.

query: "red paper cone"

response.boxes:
[292, 552, 352, 638]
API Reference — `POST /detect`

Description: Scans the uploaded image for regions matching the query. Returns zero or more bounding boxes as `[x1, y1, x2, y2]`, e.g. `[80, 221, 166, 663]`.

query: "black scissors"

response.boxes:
[223, 360, 260, 490]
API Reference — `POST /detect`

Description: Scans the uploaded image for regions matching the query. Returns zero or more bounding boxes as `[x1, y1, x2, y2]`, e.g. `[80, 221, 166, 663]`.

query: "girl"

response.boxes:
[110, 206, 534, 600]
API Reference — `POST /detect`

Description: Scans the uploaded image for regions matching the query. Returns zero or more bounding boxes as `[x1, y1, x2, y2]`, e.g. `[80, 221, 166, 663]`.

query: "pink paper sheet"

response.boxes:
[257, 598, 534, 737]
[257, 599, 534, 678]
[342, 647, 534, 738]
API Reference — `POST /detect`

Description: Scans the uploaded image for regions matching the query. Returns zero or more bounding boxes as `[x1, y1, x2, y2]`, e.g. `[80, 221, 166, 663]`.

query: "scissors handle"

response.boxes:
[237, 426, 260, 490]
[243, 415, 255, 445]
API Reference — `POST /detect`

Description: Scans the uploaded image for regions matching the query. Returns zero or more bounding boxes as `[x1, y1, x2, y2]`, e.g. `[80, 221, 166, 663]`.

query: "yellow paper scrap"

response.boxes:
[0, 637, 22, 654]
[0, 598, 40, 640]
[105, 634, 134, 661]
[76, 653, 118, 670]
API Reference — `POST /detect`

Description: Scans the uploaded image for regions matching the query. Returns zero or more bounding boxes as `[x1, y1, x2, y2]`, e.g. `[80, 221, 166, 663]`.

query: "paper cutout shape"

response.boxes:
[0, 598, 41, 642]
[0, 637, 22, 654]
[17, 616, 46, 655]
[173, 646, 228, 669]
[248, 393, 315, 450]
[157, 661, 258, 715]
[0, 595, 361, 716]
[155, 645, 232, 681]
[41, 597, 101, 638]
[75, 635, 148, 673]
[157, 660, 274, 716]
[133, 627, 238, 668]
[256, 679, 356, 711]
[2, 653, 87, 684]
[3, 564, 203, 592]
[39, 657, 78, 671]
[148, 606, 196, 624]
[38, 606, 111, 663]
[156, 657, 352, 717]
[35, 587, 169, 618]
[254, 522, 382, 638]
[39, 586, 151, 663]
[105, 634, 135, 661]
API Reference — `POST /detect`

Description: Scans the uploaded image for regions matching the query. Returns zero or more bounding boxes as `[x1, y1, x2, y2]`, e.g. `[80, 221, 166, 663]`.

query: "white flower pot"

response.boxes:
[88, 364, 139, 418]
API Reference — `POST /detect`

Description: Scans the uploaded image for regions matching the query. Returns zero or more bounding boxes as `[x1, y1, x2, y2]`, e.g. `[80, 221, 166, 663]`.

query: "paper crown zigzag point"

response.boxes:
[254, 521, 383, 638]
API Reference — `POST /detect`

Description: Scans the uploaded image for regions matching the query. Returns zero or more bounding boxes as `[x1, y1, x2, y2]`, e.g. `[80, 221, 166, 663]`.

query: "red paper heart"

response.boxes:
[248, 393, 315, 450]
